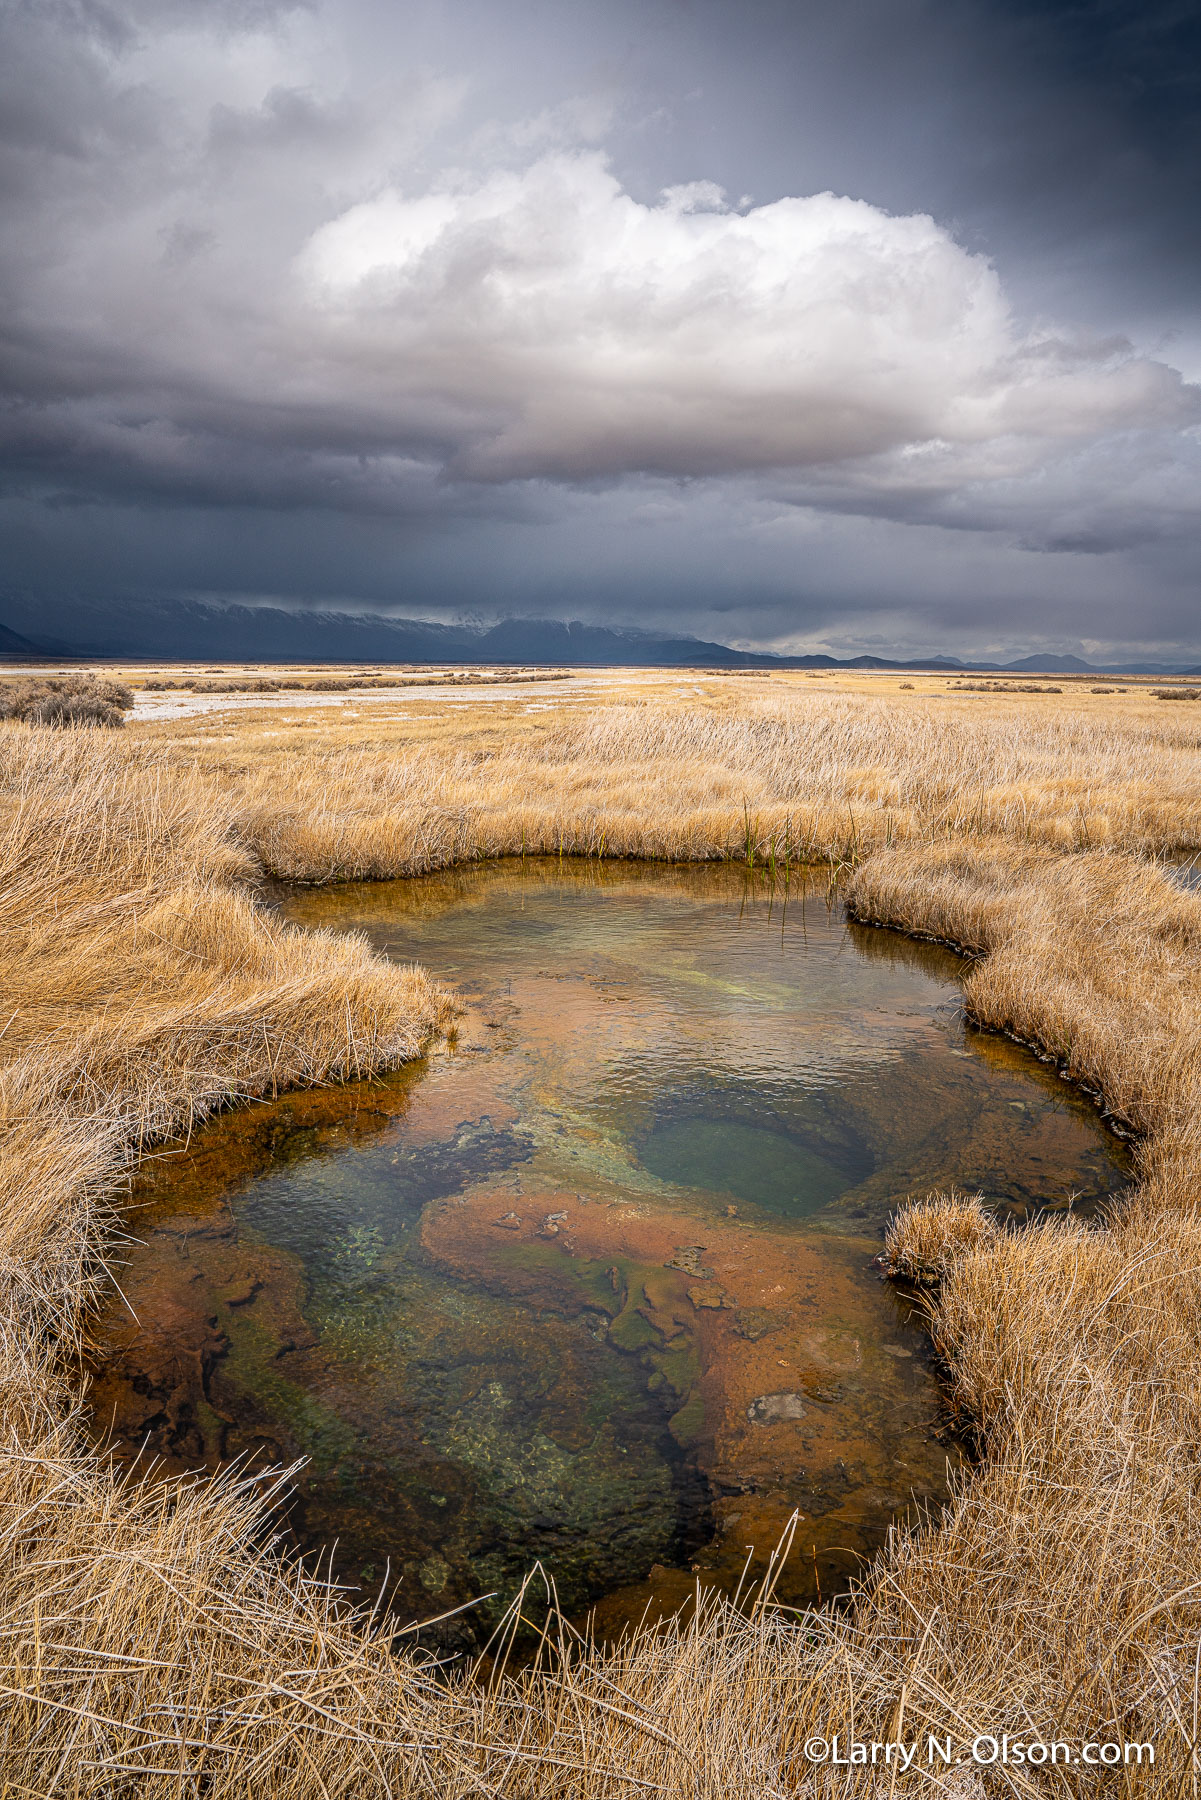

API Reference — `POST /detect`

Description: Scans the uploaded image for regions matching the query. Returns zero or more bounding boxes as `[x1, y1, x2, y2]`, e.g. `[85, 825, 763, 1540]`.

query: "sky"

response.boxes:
[1, 0, 1199, 661]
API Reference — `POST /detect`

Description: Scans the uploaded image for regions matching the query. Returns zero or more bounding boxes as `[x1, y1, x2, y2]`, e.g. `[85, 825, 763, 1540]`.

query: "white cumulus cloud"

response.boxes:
[294, 152, 1194, 483]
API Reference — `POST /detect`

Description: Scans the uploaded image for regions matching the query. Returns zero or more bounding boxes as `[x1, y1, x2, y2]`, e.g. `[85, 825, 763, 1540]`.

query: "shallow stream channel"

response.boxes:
[89, 862, 1129, 1649]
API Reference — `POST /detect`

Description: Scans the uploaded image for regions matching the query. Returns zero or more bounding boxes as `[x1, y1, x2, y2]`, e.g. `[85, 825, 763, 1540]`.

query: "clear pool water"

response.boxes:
[91, 862, 1128, 1648]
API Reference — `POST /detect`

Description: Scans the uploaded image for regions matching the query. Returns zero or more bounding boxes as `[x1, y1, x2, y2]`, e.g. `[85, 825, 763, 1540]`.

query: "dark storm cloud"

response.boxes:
[589, 0, 1201, 337]
[966, 0, 1201, 307]
[0, 0, 1198, 658]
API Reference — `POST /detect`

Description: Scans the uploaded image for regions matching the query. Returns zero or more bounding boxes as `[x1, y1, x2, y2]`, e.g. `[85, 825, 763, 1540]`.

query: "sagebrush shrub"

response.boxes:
[0, 675, 134, 728]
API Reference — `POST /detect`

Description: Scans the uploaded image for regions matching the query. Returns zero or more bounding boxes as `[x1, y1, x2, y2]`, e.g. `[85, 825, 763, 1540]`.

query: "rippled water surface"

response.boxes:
[91, 863, 1128, 1645]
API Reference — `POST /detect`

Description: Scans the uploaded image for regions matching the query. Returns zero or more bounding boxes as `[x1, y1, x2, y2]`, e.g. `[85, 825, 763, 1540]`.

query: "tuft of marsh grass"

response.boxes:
[881, 1190, 1000, 1284]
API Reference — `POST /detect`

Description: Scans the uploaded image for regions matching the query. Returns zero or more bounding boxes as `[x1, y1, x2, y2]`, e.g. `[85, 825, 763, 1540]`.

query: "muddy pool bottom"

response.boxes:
[89, 862, 1128, 1651]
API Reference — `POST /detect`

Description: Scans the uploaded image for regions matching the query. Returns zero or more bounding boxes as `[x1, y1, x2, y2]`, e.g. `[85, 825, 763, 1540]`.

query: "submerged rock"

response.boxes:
[746, 1391, 808, 1424]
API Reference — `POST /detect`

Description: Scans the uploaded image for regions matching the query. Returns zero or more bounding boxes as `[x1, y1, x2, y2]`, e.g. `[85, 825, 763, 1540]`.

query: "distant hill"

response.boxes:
[2, 596, 1197, 675]
[13, 598, 779, 667]
[5, 597, 846, 667]
[0, 620, 47, 657]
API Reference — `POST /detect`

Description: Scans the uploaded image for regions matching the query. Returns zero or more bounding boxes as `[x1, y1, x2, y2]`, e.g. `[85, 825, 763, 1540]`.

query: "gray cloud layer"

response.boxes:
[1, 0, 1199, 658]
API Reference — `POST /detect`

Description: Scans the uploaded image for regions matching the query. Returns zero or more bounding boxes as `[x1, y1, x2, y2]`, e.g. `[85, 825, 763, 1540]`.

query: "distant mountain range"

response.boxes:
[1, 596, 1199, 676]
[0, 621, 43, 656]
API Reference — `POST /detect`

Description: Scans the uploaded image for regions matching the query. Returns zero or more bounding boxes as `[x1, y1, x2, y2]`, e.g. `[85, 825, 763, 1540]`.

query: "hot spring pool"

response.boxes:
[90, 862, 1128, 1646]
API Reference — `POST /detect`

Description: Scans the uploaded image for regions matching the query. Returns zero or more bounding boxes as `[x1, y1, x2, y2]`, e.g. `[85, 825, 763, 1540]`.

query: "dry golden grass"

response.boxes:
[0, 725, 465, 1793]
[881, 1191, 1001, 1284]
[166, 686, 1201, 875]
[841, 846, 1201, 1790]
[2, 683, 1201, 1791]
